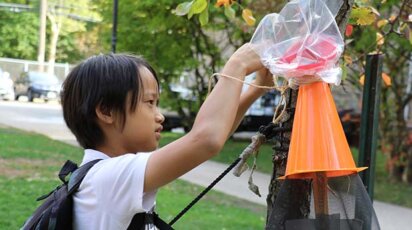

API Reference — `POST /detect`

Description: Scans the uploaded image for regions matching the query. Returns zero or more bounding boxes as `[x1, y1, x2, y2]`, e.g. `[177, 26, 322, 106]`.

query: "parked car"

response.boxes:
[160, 84, 195, 131]
[0, 68, 15, 101]
[160, 108, 183, 131]
[15, 71, 62, 102]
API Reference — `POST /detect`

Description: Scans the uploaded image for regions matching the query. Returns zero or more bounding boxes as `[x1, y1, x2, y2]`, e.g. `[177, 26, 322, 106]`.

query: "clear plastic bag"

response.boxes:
[250, 0, 344, 88]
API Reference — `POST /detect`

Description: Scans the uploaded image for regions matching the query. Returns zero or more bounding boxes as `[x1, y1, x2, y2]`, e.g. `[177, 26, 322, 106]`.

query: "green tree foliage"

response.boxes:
[0, 0, 39, 59]
[0, 0, 99, 63]
[94, 0, 231, 129]
[343, 0, 412, 183]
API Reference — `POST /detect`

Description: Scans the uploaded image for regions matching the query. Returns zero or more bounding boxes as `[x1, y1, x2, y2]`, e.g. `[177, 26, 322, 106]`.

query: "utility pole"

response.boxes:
[37, 0, 47, 72]
[111, 0, 118, 53]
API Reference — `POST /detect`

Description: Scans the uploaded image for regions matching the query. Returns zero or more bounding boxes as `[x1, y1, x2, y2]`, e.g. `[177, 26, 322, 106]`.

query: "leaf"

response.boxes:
[345, 39, 354, 45]
[359, 74, 365, 85]
[173, 1, 193, 16]
[410, 30, 412, 45]
[389, 15, 397, 22]
[188, 8, 194, 19]
[343, 54, 352, 65]
[400, 22, 408, 32]
[351, 7, 376, 26]
[341, 64, 347, 82]
[345, 24, 353, 37]
[191, 0, 208, 14]
[224, 5, 236, 19]
[382, 72, 391, 87]
[377, 19, 388, 28]
[215, 0, 234, 7]
[242, 9, 256, 26]
[376, 32, 384, 46]
[199, 8, 209, 26]
[370, 6, 380, 16]
[215, 0, 225, 7]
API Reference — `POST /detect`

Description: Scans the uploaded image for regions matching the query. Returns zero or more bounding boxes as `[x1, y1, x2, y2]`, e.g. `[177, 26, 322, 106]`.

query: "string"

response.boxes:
[271, 75, 289, 124]
[208, 72, 289, 125]
[207, 73, 278, 96]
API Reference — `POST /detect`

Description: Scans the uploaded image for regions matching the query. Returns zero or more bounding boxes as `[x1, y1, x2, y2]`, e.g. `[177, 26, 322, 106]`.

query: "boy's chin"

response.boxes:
[136, 144, 158, 153]
[151, 144, 159, 151]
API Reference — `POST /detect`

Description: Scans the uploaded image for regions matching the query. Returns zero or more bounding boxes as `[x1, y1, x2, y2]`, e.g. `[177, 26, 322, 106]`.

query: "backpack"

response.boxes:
[22, 159, 173, 230]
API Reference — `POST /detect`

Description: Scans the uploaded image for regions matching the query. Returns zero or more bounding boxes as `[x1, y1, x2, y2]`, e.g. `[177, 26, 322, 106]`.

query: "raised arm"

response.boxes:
[229, 68, 274, 136]
[144, 44, 265, 191]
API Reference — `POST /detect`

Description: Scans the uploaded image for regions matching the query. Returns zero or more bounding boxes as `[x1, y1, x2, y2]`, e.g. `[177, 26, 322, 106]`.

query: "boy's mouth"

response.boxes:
[155, 126, 163, 133]
[155, 126, 163, 140]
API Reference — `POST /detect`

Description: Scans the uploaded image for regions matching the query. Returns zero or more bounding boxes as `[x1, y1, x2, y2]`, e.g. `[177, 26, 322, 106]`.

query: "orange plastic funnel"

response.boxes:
[280, 82, 367, 179]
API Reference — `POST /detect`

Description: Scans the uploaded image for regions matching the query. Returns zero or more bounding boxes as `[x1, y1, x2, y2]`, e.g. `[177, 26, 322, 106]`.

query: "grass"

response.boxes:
[0, 127, 265, 230]
[160, 132, 412, 209]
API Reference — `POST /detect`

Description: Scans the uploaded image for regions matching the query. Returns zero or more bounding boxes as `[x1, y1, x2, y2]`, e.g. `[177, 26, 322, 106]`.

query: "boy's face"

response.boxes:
[120, 67, 164, 153]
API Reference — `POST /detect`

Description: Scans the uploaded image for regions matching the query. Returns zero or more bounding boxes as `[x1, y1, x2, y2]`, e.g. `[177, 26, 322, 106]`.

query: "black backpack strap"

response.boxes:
[58, 160, 78, 183]
[152, 212, 174, 230]
[127, 213, 145, 230]
[128, 212, 174, 230]
[36, 160, 79, 201]
[68, 159, 102, 194]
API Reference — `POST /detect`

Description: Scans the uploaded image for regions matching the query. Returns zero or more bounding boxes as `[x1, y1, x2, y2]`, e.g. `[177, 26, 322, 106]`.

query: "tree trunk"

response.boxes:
[265, 1, 354, 228]
[47, 13, 61, 76]
[265, 89, 313, 229]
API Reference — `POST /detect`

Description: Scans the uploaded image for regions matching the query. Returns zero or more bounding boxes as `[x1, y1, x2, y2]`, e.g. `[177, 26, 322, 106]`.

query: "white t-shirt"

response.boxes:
[73, 149, 157, 230]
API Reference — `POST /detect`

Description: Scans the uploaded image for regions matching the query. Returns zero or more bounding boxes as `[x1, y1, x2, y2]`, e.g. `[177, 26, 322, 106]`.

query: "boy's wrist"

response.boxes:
[222, 59, 247, 80]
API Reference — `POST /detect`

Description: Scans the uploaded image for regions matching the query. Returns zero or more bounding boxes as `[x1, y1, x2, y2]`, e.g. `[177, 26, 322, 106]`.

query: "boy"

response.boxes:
[61, 44, 271, 229]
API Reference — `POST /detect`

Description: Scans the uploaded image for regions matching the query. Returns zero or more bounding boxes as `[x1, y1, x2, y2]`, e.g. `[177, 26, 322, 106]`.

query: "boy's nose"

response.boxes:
[156, 111, 165, 124]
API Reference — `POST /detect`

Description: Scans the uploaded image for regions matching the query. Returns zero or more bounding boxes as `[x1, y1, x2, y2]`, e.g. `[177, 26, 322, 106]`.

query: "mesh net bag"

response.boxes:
[266, 174, 381, 230]
[250, 0, 344, 88]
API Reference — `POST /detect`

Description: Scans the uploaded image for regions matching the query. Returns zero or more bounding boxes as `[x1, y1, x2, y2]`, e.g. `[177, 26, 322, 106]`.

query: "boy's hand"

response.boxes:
[255, 68, 274, 89]
[253, 68, 274, 93]
[226, 43, 264, 76]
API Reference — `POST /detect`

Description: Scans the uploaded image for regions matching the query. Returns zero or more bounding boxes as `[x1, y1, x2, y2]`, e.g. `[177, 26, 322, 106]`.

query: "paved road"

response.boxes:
[1, 100, 411, 229]
[0, 100, 77, 145]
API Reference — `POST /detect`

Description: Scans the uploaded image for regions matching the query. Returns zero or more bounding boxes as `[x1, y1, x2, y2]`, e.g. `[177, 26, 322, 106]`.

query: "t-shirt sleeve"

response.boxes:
[92, 153, 157, 215]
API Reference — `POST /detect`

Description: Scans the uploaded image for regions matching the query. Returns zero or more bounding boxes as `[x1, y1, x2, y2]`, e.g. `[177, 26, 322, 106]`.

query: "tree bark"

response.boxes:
[265, 1, 354, 228]
[47, 13, 61, 76]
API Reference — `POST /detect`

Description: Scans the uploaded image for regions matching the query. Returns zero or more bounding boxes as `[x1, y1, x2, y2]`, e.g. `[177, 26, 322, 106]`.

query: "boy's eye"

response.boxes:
[147, 100, 155, 105]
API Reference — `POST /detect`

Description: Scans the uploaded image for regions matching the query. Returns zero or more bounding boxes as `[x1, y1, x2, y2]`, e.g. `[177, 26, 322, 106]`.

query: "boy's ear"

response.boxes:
[95, 103, 114, 124]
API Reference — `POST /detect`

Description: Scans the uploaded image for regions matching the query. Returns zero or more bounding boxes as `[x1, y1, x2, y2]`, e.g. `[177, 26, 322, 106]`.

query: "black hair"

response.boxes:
[61, 53, 158, 149]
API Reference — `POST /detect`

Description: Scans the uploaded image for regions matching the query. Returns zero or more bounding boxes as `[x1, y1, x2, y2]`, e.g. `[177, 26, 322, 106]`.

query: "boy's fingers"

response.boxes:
[256, 68, 268, 77]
